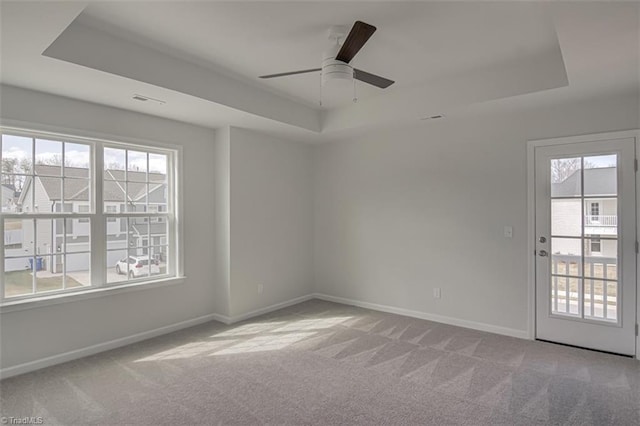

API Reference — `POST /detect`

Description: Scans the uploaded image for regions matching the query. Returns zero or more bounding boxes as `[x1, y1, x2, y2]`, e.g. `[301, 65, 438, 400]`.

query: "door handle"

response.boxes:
[538, 250, 548, 257]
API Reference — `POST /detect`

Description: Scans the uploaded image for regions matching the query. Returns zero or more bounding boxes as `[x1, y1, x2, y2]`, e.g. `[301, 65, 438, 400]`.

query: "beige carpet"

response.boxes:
[1, 299, 639, 425]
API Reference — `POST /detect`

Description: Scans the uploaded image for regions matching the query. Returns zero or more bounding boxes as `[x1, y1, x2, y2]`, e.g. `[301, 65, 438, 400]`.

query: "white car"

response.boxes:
[115, 255, 160, 278]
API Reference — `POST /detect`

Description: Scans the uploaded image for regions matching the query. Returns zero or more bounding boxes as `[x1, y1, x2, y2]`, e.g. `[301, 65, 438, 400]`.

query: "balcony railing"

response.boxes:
[551, 254, 618, 321]
[585, 215, 617, 226]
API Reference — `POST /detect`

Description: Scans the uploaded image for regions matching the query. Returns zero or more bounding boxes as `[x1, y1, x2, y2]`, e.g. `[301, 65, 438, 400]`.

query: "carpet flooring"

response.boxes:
[1, 299, 639, 425]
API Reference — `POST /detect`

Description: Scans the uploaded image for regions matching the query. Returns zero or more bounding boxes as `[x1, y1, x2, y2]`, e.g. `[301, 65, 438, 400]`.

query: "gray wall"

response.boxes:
[313, 92, 639, 335]
[228, 127, 314, 318]
[0, 86, 217, 368]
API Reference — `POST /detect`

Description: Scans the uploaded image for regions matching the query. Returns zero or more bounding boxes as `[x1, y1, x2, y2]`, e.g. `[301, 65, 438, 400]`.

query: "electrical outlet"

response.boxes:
[258, 284, 264, 294]
[504, 226, 513, 238]
[433, 288, 441, 299]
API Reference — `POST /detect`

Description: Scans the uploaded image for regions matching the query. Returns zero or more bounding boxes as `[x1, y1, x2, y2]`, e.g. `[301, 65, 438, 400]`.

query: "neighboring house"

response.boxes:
[551, 167, 617, 261]
[10, 164, 167, 273]
[1, 183, 17, 212]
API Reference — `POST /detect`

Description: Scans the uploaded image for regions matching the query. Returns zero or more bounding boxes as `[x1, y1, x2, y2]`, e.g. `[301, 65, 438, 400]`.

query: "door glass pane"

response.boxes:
[551, 276, 580, 316]
[584, 279, 617, 322]
[584, 155, 617, 196]
[551, 238, 581, 276]
[584, 239, 617, 280]
[551, 199, 581, 236]
[584, 198, 617, 236]
[551, 157, 581, 197]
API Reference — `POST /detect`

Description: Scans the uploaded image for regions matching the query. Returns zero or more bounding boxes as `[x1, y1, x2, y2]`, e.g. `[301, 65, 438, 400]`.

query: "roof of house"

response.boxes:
[552, 167, 616, 197]
[28, 165, 166, 203]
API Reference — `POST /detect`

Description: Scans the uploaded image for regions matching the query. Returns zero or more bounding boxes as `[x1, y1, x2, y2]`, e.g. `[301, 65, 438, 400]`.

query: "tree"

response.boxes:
[551, 158, 595, 183]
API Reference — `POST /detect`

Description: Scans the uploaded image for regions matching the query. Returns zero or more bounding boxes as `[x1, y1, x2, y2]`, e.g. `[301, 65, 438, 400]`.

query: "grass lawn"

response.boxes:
[4, 270, 85, 298]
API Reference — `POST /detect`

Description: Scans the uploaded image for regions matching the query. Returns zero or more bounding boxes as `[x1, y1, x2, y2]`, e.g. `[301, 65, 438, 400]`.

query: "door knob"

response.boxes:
[539, 236, 546, 243]
[538, 250, 548, 257]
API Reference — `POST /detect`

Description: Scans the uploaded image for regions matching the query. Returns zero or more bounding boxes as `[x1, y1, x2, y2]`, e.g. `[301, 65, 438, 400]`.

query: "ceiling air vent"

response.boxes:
[132, 94, 166, 105]
[421, 114, 444, 121]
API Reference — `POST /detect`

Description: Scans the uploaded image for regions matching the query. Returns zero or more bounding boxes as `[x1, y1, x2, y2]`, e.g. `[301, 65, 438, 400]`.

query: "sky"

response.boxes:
[2, 134, 166, 174]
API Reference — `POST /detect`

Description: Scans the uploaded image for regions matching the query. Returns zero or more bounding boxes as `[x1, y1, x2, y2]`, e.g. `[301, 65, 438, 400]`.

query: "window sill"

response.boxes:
[0, 276, 186, 313]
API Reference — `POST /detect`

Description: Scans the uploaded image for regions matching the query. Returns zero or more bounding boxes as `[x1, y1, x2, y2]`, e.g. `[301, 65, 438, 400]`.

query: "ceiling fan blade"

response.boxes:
[259, 68, 321, 79]
[335, 21, 376, 64]
[354, 69, 394, 89]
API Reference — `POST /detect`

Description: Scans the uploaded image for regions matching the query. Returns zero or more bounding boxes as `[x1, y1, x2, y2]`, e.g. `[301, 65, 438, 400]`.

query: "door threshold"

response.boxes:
[535, 339, 634, 358]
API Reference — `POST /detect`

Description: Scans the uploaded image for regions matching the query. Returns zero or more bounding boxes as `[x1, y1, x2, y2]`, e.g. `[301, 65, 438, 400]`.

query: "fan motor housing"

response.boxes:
[321, 46, 353, 86]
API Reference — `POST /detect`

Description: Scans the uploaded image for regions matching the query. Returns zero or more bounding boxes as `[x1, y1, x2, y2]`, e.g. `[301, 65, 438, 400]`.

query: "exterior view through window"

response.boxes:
[1, 129, 178, 302]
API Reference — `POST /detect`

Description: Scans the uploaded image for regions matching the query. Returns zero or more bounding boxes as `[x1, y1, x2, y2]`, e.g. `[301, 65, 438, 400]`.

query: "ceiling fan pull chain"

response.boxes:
[353, 79, 358, 103]
[319, 71, 323, 106]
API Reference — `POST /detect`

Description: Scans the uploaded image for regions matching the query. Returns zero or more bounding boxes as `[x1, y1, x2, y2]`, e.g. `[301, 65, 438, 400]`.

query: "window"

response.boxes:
[78, 205, 90, 223]
[104, 146, 171, 283]
[590, 202, 600, 217]
[1, 128, 179, 303]
[590, 235, 601, 254]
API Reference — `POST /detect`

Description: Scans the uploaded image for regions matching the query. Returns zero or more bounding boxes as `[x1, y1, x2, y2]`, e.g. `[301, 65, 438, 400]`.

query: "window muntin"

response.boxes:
[1, 129, 178, 302]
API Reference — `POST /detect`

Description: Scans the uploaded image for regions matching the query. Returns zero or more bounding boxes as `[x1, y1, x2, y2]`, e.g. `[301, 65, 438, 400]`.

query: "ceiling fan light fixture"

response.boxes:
[321, 45, 353, 86]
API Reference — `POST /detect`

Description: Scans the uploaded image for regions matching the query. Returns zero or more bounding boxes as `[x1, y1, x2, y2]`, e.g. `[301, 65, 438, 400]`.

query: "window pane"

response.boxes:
[584, 199, 617, 236]
[63, 253, 91, 288]
[35, 139, 63, 176]
[584, 279, 617, 322]
[64, 178, 90, 206]
[551, 157, 581, 197]
[127, 150, 147, 182]
[65, 218, 90, 253]
[126, 182, 147, 212]
[107, 250, 129, 284]
[36, 219, 54, 257]
[551, 276, 580, 316]
[551, 238, 581, 276]
[103, 178, 126, 212]
[33, 177, 61, 213]
[150, 184, 168, 206]
[4, 219, 31, 256]
[2, 134, 33, 175]
[149, 153, 167, 183]
[150, 245, 168, 274]
[64, 143, 90, 173]
[551, 199, 581, 237]
[128, 217, 149, 252]
[35, 260, 63, 293]
[584, 154, 616, 196]
[104, 147, 125, 172]
[584, 239, 617, 279]
[0, 184, 18, 213]
[4, 257, 34, 297]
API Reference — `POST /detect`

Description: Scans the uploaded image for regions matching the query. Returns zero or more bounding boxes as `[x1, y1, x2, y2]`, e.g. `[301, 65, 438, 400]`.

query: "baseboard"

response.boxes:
[226, 294, 315, 324]
[0, 313, 220, 380]
[0, 292, 532, 379]
[312, 293, 529, 340]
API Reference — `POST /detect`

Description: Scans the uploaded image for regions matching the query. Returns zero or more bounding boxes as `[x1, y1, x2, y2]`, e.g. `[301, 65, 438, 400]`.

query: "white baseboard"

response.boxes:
[226, 294, 315, 324]
[1, 292, 532, 379]
[0, 313, 220, 380]
[312, 293, 530, 340]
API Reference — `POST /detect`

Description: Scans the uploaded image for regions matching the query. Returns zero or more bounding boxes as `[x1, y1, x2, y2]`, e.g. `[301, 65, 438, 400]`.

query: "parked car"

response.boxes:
[115, 255, 160, 278]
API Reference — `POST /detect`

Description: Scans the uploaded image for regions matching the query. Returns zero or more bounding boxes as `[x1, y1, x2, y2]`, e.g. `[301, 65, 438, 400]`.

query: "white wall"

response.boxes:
[313, 92, 639, 336]
[0, 85, 217, 369]
[228, 127, 314, 318]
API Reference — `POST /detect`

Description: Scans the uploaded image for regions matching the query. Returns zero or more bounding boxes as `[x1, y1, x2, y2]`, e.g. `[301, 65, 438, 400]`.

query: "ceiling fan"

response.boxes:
[259, 21, 394, 89]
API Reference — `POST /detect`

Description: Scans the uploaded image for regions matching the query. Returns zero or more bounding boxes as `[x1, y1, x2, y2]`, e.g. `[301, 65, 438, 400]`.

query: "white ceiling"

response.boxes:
[0, 1, 638, 142]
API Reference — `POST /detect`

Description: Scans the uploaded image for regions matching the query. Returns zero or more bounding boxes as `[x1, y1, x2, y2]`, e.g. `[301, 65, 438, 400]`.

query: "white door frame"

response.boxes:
[527, 129, 640, 360]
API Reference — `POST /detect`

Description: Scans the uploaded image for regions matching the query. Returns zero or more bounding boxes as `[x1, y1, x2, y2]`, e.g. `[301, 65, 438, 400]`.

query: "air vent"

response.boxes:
[421, 114, 444, 121]
[132, 94, 166, 105]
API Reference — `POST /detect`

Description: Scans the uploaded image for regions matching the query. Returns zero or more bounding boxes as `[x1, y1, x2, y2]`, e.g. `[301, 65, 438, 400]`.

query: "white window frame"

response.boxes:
[0, 126, 183, 308]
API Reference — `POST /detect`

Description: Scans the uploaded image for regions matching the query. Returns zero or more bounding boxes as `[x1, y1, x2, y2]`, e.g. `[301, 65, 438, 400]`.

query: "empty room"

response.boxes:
[0, 1, 639, 425]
